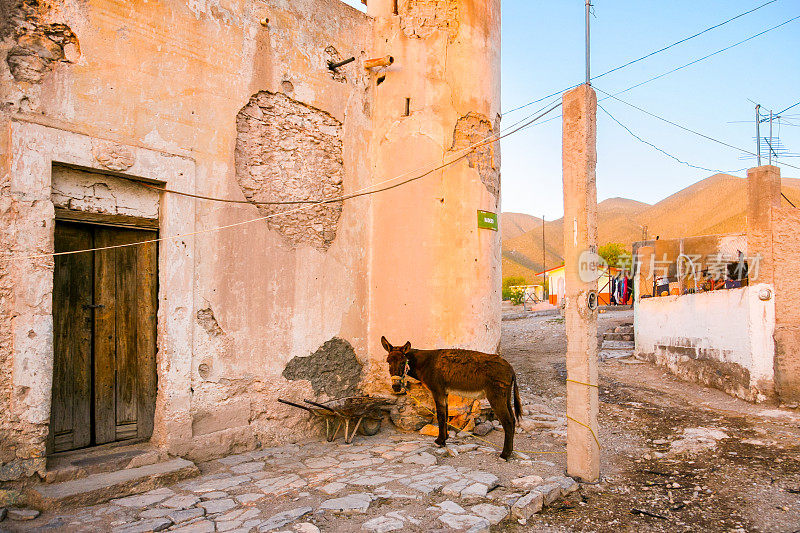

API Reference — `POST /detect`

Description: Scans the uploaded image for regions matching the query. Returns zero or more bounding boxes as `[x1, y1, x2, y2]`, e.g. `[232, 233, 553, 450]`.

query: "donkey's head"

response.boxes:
[381, 336, 411, 394]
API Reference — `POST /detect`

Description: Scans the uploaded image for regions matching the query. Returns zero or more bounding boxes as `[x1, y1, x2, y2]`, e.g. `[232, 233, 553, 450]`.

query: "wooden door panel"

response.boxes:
[136, 238, 158, 440]
[51, 223, 93, 453]
[114, 229, 140, 440]
[93, 228, 117, 445]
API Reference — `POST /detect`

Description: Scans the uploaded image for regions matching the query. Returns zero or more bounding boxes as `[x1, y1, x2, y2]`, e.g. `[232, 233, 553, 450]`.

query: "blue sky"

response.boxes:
[340, 0, 800, 219]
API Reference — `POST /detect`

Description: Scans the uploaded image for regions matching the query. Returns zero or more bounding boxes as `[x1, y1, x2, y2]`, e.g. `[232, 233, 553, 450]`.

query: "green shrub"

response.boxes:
[502, 276, 527, 301]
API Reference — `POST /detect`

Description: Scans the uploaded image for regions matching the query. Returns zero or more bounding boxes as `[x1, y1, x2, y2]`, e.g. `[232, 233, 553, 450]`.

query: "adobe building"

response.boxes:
[634, 166, 800, 405]
[0, 0, 501, 482]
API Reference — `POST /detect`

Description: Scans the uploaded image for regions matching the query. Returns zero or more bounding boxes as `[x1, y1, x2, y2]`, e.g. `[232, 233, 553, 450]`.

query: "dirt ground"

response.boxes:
[501, 309, 800, 533]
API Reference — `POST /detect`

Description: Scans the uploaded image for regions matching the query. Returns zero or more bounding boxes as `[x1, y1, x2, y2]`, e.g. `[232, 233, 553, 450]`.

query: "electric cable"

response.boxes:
[4, 102, 563, 262]
[594, 87, 800, 172]
[598, 103, 749, 174]
[131, 100, 562, 206]
[502, 0, 784, 115]
[590, 0, 780, 83]
[606, 14, 800, 99]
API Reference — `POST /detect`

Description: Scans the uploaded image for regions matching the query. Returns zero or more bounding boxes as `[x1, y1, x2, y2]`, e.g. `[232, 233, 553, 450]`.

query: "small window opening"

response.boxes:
[403, 98, 411, 116]
[392, 0, 399, 15]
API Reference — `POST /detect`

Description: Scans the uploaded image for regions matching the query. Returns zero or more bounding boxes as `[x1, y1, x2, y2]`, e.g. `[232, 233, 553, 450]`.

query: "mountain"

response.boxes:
[502, 174, 800, 282]
[501, 212, 542, 240]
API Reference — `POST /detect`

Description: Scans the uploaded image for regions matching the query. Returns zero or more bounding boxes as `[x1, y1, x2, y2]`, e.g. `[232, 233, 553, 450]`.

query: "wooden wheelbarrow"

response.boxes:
[277, 396, 392, 444]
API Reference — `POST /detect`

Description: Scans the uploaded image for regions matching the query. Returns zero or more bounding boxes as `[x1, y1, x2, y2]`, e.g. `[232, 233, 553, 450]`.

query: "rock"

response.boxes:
[256, 474, 307, 496]
[169, 519, 215, 532]
[115, 518, 173, 533]
[548, 475, 579, 495]
[460, 483, 489, 499]
[510, 475, 543, 490]
[0, 508, 5, 522]
[443, 479, 472, 497]
[199, 491, 228, 500]
[470, 503, 508, 525]
[236, 493, 265, 505]
[190, 475, 252, 493]
[419, 424, 439, 437]
[320, 493, 373, 514]
[140, 508, 172, 519]
[465, 472, 499, 487]
[7, 508, 40, 521]
[197, 498, 236, 514]
[437, 513, 490, 530]
[473, 422, 493, 436]
[318, 482, 347, 495]
[361, 515, 405, 532]
[168, 508, 205, 524]
[111, 488, 176, 508]
[402, 452, 436, 466]
[293, 523, 320, 533]
[436, 500, 466, 514]
[258, 507, 313, 531]
[162, 495, 200, 509]
[535, 482, 563, 506]
[511, 491, 543, 520]
[231, 461, 265, 474]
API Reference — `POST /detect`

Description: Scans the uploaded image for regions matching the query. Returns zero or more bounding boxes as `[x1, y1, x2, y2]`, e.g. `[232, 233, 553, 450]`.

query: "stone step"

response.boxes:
[601, 340, 635, 350]
[603, 332, 633, 341]
[45, 442, 165, 484]
[27, 458, 199, 510]
[613, 325, 634, 334]
[599, 349, 634, 360]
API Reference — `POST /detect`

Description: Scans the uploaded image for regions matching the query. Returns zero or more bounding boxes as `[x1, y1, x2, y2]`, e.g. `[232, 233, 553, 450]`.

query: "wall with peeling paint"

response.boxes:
[635, 284, 776, 403]
[0, 0, 501, 480]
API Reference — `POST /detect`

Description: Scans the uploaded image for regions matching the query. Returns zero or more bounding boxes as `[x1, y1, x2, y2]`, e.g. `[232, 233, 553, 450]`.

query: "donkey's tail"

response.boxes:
[512, 373, 522, 422]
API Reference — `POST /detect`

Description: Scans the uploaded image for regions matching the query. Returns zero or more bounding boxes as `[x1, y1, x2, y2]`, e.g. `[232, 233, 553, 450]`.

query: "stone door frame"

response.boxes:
[6, 120, 196, 471]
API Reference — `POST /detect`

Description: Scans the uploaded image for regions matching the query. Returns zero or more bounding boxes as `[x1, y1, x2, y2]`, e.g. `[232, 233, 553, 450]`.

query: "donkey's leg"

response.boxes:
[433, 391, 449, 447]
[487, 388, 515, 460]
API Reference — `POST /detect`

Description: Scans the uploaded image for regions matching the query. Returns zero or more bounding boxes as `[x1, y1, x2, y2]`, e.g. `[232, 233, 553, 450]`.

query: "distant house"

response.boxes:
[537, 265, 566, 306]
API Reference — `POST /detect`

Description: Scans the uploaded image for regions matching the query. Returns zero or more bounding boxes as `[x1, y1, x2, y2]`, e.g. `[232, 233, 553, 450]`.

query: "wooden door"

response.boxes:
[50, 222, 158, 453]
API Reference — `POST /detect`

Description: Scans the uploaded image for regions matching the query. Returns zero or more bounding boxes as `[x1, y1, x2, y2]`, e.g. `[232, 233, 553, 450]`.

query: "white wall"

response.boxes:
[635, 284, 775, 401]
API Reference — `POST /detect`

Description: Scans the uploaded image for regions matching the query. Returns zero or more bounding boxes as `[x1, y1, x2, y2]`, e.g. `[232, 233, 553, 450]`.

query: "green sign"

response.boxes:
[477, 210, 498, 231]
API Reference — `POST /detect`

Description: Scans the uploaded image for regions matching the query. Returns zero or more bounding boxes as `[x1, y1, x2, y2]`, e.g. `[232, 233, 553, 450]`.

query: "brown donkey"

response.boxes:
[381, 336, 522, 460]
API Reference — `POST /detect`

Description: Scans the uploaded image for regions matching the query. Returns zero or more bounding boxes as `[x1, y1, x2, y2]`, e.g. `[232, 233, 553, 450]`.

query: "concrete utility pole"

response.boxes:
[562, 84, 600, 482]
[585, 0, 591, 85]
[756, 104, 762, 166]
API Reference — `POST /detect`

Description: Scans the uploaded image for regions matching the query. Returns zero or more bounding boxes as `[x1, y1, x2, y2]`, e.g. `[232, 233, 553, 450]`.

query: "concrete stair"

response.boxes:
[600, 324, 635, 360]
[27, 443, 199, 510]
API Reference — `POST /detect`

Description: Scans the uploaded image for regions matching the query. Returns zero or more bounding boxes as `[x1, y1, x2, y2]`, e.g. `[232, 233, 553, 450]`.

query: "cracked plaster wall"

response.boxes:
[0, 0, 375, 476]
[234, 91, 344, 251]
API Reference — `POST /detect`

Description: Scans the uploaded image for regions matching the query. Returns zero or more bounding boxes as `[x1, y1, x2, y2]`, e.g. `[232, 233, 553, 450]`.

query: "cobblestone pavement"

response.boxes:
[4, 428, 577, 533]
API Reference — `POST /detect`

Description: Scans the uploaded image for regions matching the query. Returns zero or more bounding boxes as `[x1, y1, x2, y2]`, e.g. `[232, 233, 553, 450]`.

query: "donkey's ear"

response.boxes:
[402, 341, 411, 353]
[380, 336, 392, 352]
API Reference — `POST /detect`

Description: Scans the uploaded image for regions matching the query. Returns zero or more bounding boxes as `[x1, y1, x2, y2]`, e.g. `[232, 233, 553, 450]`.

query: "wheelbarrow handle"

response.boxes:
[303, 399, 338, 414]
[277, 398, 315, 413]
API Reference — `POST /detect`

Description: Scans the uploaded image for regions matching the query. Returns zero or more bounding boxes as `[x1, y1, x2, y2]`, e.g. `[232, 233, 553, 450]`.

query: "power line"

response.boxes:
[598, 103, 747, 175]
[132, 100, 562, 205]
[6, 103, 563, 261]
[502, 0, 783, 115]
[607, 14, 800, 98]
[591, 0, 779, 82]
[594, 86, 800, 172]
[775, 100, 800, 116]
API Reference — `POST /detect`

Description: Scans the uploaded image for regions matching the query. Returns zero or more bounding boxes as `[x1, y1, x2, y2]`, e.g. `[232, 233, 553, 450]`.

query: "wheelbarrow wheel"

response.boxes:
[358, 417, 382, 436]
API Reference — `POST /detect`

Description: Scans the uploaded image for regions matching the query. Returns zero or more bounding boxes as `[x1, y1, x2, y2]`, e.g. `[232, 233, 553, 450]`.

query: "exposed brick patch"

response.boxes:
[2, 0, 78, 83]
[197, 308, 224, 337]
[234, 91, 344, 252]
[283, 338, 363, 398]
[450, 112, 500, 200]
[399, 0, 459, 42]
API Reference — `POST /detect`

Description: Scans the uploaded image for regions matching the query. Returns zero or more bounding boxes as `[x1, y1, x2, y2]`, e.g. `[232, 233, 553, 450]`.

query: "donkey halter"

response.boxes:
[391, 359, 410, 394]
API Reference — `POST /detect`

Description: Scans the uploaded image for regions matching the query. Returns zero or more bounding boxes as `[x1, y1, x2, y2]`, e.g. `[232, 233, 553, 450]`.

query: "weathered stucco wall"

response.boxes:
[771, 206, 800, 403]
[0, 0, 501, 481]
[0, 0, 377, 478]
[635, 284, 776, 402]
[365, 0, 502, 390]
